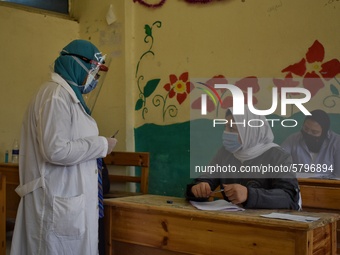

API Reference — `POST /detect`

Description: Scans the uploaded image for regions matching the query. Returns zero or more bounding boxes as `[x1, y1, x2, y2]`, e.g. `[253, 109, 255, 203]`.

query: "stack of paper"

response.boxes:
[190, 200, 244, 211]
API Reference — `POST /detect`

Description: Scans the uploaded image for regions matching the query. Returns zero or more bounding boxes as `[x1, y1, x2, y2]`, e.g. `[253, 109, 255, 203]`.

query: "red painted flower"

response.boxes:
[191, 75, 260, 113]
[221, 76, 260, 109]
[191, 75, 228, 113]
[163, 72, 194, 104]
[281, 40, 340, 97]
[273, 72, 300, 95]
[191, 95, 216, 113]
[205, 75, 229, 91]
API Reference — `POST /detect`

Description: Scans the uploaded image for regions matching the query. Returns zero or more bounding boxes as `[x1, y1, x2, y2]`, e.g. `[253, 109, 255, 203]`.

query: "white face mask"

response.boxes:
[222, 131, 242, 153]
[82, 79, 99, 94]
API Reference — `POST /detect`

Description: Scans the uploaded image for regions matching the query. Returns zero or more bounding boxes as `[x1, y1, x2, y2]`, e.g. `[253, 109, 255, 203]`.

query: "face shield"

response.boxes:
[61, 52, 108, 85]
[58, 51, 110, 113]
[83, 53, 108, 88]
[83, 56, 111, 113]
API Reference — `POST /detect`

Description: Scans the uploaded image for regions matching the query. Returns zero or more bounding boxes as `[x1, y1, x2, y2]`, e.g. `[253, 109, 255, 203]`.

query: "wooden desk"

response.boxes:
[0, 163, 20, 220]
[299, 178, 340, 210]
[104, 195, 339, 255]
[299, 178, 340, 254]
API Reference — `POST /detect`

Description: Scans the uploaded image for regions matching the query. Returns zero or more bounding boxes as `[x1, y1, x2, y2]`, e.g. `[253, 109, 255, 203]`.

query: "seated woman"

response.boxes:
[186, 107, 300, 210]
[281, 109, 340, 178]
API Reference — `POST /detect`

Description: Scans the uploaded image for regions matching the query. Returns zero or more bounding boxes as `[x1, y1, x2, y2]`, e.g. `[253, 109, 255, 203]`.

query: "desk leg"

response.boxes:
[295, 230, 313, 255]
[331, 221, 337, 255]
[104, 205, 112, 255]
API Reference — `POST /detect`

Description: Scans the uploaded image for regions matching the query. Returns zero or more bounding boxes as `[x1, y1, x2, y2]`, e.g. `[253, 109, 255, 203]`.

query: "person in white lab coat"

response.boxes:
[10, 39, 117, 255]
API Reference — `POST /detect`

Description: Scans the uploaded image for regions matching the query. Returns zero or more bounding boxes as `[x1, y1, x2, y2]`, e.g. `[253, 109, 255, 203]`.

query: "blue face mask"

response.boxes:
[81, 79, 99, 94]
[222, 131, 242, 153]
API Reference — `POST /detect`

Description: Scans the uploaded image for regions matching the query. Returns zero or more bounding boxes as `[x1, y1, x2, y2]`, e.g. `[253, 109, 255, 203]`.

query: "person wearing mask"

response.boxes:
[282, 109, 340, 178]
[186, 107, 300, 210]
[10, 39, 117, 255]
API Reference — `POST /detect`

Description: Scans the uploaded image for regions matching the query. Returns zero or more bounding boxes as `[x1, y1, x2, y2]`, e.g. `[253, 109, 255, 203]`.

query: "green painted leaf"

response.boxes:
[144, 79, 161, 98]
[330, 84, 339, 95]
[135, 98, 144, 111]
[144, 25, 152, 37]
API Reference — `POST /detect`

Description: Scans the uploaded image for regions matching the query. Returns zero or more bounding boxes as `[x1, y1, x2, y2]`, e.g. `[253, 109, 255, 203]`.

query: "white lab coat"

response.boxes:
[10, 73, 108, 255]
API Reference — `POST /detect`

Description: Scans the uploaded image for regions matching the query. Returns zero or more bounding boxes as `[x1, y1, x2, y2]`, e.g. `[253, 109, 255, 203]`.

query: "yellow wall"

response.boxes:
[72, 0, 134, 151]
[0, 3, 78, 159]
[70, 0, 340, 130]
[129, 0, 340, 126]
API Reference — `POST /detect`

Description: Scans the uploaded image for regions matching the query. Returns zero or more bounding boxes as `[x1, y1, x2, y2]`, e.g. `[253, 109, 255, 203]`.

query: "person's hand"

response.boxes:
[191, 182, 212, 198]
[222, 184, 248, 204]
[106, 137, 117, 154]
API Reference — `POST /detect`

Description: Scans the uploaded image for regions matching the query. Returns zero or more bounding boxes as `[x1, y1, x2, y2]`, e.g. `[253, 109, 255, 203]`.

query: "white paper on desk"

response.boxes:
[190, 200, 244, 211]
[260, 212, 319, 223]
[327, 177, 340, 180]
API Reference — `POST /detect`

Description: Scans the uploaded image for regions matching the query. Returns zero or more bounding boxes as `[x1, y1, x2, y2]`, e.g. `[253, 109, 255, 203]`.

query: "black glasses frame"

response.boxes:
[61, 52, 108, 71]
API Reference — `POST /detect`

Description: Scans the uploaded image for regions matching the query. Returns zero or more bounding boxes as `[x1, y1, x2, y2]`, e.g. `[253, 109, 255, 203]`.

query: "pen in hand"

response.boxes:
[210, 189, 224, 195]
[111, 130, 119, 138]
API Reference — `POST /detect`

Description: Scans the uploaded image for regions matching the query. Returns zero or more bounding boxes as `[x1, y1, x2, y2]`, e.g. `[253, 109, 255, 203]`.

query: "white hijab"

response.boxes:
[229, 107, 279, 162]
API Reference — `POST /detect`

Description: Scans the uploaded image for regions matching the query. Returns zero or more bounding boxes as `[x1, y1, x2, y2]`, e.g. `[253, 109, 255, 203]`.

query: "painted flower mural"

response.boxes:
[134, 21, 194, 121]
[135, 21, 162, 119]
[163, 72, 194, 105]
[151, 72, 194, 121]
[191, 75, 260, 117]
[323, 77, 340, 108]
[273, 73, 300, 96]
[280, 40, 340, 97]
[135, 22, 340, 122]
[191, 75, 228, 114]
[222, 76, 260, 108]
